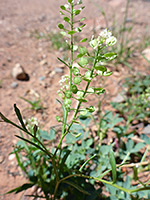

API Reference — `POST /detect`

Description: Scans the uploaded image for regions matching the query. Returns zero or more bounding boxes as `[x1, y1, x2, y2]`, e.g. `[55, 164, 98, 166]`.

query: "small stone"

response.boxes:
[7, 57, 12, 62]
[8, 154, 15, 161]
[142, 124, 150, 134]
[54, 67, 64, 73]
[112, 94, 125, 103]
[0, 155, 4, 164]
[40, 59, 48, 66]
[2, 63, 6, 66]
[38, 15, 46, 22]
[11, 82, 18, 89]
[12, 63, 29, 81]
[39, 76, 45, 81]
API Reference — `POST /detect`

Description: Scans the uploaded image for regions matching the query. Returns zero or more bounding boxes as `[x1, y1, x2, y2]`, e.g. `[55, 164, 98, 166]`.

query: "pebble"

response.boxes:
[54, 67, 64, 73]
[40, 59, 48, 66]
[8, 154, 15, 161]
[112, 94, 125, 103]
[11, 82, 18, 89]
[142, 124, 150, 134]
[12, 63, 29, 81]
[0, 155, 4, 164]
[38, 15, 46, 22]
[7, 57, 12, 62]
[39, 76, 45, 81]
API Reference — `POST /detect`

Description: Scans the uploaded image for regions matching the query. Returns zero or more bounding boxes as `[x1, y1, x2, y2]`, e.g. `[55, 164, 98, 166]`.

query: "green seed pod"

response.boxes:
[64, 99, 72, 108]
[65, 90, 72, 98]
[87, 106, 95, 113]
[56, 116, 61, 122]
[73, 77, 81, 85]
[71, 85, 78, 94]
[72, 67, 80, 76]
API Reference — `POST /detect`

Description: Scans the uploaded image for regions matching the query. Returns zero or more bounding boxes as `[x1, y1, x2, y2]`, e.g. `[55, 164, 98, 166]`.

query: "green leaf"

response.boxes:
[39, 130, 52, 140]
[78, 46, 88, 55]
[58, 23, 65, 29]
[104, 52, 117, 60]
[14, 104, 27, 131]
[74, 10, 81, 15]
[14, 151, 28, 175]
[126, 139, 134, 152]
[93, 87, 105, 95]
[80, 38, 87, 43]
[80, 17, 86, 22]
[56, 99, 67, 128]
[109, 150, 117, 183]
[68, 30, 76, 35]
[103, 71, 113, 76]
[0, 112, 25, 132]
[57, 57, 69, 67]
[77, 98, 87, 103]
[141, 134, 150, 145]
[64, 17, 70, 23]
[60, 11, 65, 15]
[131, 142, 145, 153]
[94, 65, 107, 72]
[78, 57, 88, 66]
[63, 180, 90, 195]
[60, 5, 66, 10]
[6, 183, 34, 194]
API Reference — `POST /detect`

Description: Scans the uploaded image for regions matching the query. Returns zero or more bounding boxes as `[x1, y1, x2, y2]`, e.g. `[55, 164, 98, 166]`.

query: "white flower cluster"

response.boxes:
[89, 29, 117, 49]
[27, 117, 38, 129]
[57, 75, 70, 94]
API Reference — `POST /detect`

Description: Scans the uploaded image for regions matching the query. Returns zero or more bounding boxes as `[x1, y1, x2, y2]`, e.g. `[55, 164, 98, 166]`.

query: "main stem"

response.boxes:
[70, 3, 74, 90]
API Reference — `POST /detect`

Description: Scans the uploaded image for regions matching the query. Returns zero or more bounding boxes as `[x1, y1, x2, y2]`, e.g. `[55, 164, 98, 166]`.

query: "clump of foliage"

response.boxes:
[111, 74, 150, 123]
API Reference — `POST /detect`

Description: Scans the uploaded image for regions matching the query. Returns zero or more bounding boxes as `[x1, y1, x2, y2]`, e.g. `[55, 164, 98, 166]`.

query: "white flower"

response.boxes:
[89, 38, 99, 49]
[87, 87, 94, 94]
[76, 91, 84, 98]
[85, 71, 92, 80]
[96, 70, 103, 76]
[99, 29, 112, 39]
[77, 0, 82, 4]
[106, 36, 117, 46]
[64, 4, 70, 9]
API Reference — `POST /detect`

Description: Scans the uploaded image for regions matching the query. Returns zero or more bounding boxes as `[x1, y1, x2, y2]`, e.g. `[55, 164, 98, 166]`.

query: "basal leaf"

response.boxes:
[6, 183, 34, 194]
[109, 150, 117, 183]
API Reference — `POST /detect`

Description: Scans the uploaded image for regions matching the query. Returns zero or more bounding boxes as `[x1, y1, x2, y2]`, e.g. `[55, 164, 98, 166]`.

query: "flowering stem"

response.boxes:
[70, 2, 74, 90]
[54, 48, 100, 156]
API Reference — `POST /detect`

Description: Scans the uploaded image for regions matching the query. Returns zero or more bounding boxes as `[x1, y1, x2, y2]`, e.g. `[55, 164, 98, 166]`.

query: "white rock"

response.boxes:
[8, 154, 15, 161]
[40, 59, 48, 66]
